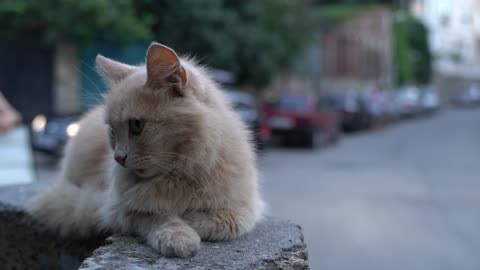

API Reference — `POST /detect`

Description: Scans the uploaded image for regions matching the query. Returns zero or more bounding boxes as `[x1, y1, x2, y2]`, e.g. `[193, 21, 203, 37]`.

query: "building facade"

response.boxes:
[411, 0, 480, 78]
[319, 6, 394, 92]
[268, 6, 394, 95]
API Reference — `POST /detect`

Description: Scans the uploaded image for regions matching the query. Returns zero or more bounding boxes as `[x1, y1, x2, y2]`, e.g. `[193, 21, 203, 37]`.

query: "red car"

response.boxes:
[262, 93, 341, 148]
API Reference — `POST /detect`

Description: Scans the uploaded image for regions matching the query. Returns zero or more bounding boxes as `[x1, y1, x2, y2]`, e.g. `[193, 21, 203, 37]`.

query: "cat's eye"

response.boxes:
[128, 119, 145, 136]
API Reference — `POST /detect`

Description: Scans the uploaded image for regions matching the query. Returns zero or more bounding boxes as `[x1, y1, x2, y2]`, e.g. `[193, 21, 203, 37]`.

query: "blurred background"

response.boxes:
[1, 0, 480, 269]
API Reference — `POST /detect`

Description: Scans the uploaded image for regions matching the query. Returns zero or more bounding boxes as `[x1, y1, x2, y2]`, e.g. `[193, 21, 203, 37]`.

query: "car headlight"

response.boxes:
[66, 122, 80, 137]
[32, 114, 47, 132]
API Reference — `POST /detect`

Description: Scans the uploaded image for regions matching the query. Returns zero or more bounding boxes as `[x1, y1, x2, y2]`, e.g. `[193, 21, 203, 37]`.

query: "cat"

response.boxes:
[29, 42, 265, 258]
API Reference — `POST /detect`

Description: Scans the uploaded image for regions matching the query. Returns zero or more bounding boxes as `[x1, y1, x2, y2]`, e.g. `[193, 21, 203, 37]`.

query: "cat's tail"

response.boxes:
[28, 180, 104, 237]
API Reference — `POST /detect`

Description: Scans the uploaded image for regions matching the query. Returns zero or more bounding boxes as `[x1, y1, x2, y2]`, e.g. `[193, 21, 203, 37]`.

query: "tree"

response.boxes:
[392, 11, 431, 85]
[1, 0, 308, 88]
[223, 0, 307, 86]
[135, 0, 308, 87]
[408, 18, 431, 84]
[0, 0, 153, 43]
[314, 0, 396, 5]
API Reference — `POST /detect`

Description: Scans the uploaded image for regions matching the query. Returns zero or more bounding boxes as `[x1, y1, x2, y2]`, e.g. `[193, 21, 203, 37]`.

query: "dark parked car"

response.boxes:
[262, 93, 340, 148]
[224, 90, 271, 150]
[31, 114, 79, 156]
[452, 84, 480, 107]
[328, 92, 370, 132]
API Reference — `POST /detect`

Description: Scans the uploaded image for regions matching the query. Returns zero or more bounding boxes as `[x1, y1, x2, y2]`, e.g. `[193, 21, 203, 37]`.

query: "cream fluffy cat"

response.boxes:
[29, 42, 264, 258]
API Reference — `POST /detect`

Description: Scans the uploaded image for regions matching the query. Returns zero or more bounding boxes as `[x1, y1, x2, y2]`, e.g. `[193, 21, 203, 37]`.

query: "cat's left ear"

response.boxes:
[96, 55, 137, 85]
[145, 43, 187, 95]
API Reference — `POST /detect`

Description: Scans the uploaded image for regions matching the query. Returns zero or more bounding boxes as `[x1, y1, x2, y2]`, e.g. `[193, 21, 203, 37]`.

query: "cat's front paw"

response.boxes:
[148, 226, 201, 258]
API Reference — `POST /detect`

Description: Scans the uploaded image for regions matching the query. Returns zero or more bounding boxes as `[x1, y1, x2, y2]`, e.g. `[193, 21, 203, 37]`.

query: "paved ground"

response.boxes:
[259, 108, 480, 270]
[32, 108, 480, 270]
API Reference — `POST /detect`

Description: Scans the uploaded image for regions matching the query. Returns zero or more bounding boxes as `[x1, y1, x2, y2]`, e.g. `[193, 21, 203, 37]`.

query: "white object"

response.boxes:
[0, 126, 34, 186]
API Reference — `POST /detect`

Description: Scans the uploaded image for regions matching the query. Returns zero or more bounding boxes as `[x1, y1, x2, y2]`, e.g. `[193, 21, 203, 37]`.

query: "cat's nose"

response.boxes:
[114, 153, 127, 166]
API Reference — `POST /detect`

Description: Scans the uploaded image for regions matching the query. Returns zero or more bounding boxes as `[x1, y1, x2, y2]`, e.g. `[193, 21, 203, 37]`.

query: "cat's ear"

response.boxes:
[96, 55, 137, 85]
[145, 42, 187, 95]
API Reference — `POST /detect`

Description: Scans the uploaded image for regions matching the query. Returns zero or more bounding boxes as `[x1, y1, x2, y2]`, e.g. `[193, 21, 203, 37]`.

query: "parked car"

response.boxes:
[391, 86, 422, 118]
[262, 93, 340, 148]
[224, 90, 271, 151]
[419, 86, 441, 113]
[328, 92, 370, 132]
[31, 114, 79, 156]
[452, 84, 480, 107]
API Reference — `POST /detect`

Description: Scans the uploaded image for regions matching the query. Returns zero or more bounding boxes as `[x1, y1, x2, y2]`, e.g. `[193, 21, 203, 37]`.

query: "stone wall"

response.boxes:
[0, 184, 309, 270]
[0, 203, 103, 270]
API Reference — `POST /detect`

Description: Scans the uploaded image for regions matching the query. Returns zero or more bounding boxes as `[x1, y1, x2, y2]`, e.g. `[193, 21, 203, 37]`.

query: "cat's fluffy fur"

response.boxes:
[29, 43, 264, 258]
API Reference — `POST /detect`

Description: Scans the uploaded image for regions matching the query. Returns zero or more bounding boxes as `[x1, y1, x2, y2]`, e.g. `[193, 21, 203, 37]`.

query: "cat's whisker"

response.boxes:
[66, 61, 107, 106]
[128, 155, 193, 176]
[77, 61, 103, 94]
[80, 89, 104, 105]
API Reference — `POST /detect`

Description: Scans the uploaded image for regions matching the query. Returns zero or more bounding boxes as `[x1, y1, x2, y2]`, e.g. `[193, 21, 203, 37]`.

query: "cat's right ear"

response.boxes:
[145, 43, 187, 96]
[96, 55, 137, 85]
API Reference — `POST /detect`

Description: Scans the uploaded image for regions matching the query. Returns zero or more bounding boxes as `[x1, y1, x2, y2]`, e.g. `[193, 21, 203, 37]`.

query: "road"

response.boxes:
[259, 108, 480, 270]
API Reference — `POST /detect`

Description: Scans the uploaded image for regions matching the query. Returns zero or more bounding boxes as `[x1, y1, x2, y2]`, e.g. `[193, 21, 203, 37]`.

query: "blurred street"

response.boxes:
[260, 108, 480, 270]
[3, 0, 480, 269]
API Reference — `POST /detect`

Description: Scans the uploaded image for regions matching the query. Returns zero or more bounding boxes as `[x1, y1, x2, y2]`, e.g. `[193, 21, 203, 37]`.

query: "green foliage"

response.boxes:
[392, 12, 414, 84]
[135, 0, 307, 87]
[310, 4, 368, 24]
[313, 0, 395, 5]
[0, 0, 153, 43]
[392, 11, 432, 85]
[224, 0, 308, 86]
[408, 18, 431, 84]
[0, 0, 307, 87]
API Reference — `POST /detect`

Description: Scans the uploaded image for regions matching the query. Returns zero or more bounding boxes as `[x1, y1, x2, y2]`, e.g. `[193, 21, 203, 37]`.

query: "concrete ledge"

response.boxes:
[0, 184, 309, 270]
[80, 218, 308, 270]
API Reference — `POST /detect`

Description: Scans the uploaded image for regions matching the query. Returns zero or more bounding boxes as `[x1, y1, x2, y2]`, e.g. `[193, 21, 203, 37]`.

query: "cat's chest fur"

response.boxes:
[111, 168, 213, 215]
[101, 169, 216, 232]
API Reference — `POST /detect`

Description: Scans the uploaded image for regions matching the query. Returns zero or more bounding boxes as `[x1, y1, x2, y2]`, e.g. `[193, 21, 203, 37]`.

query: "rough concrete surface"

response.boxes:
[79, 217, 308, 270]
[0, 184, 309, 270]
